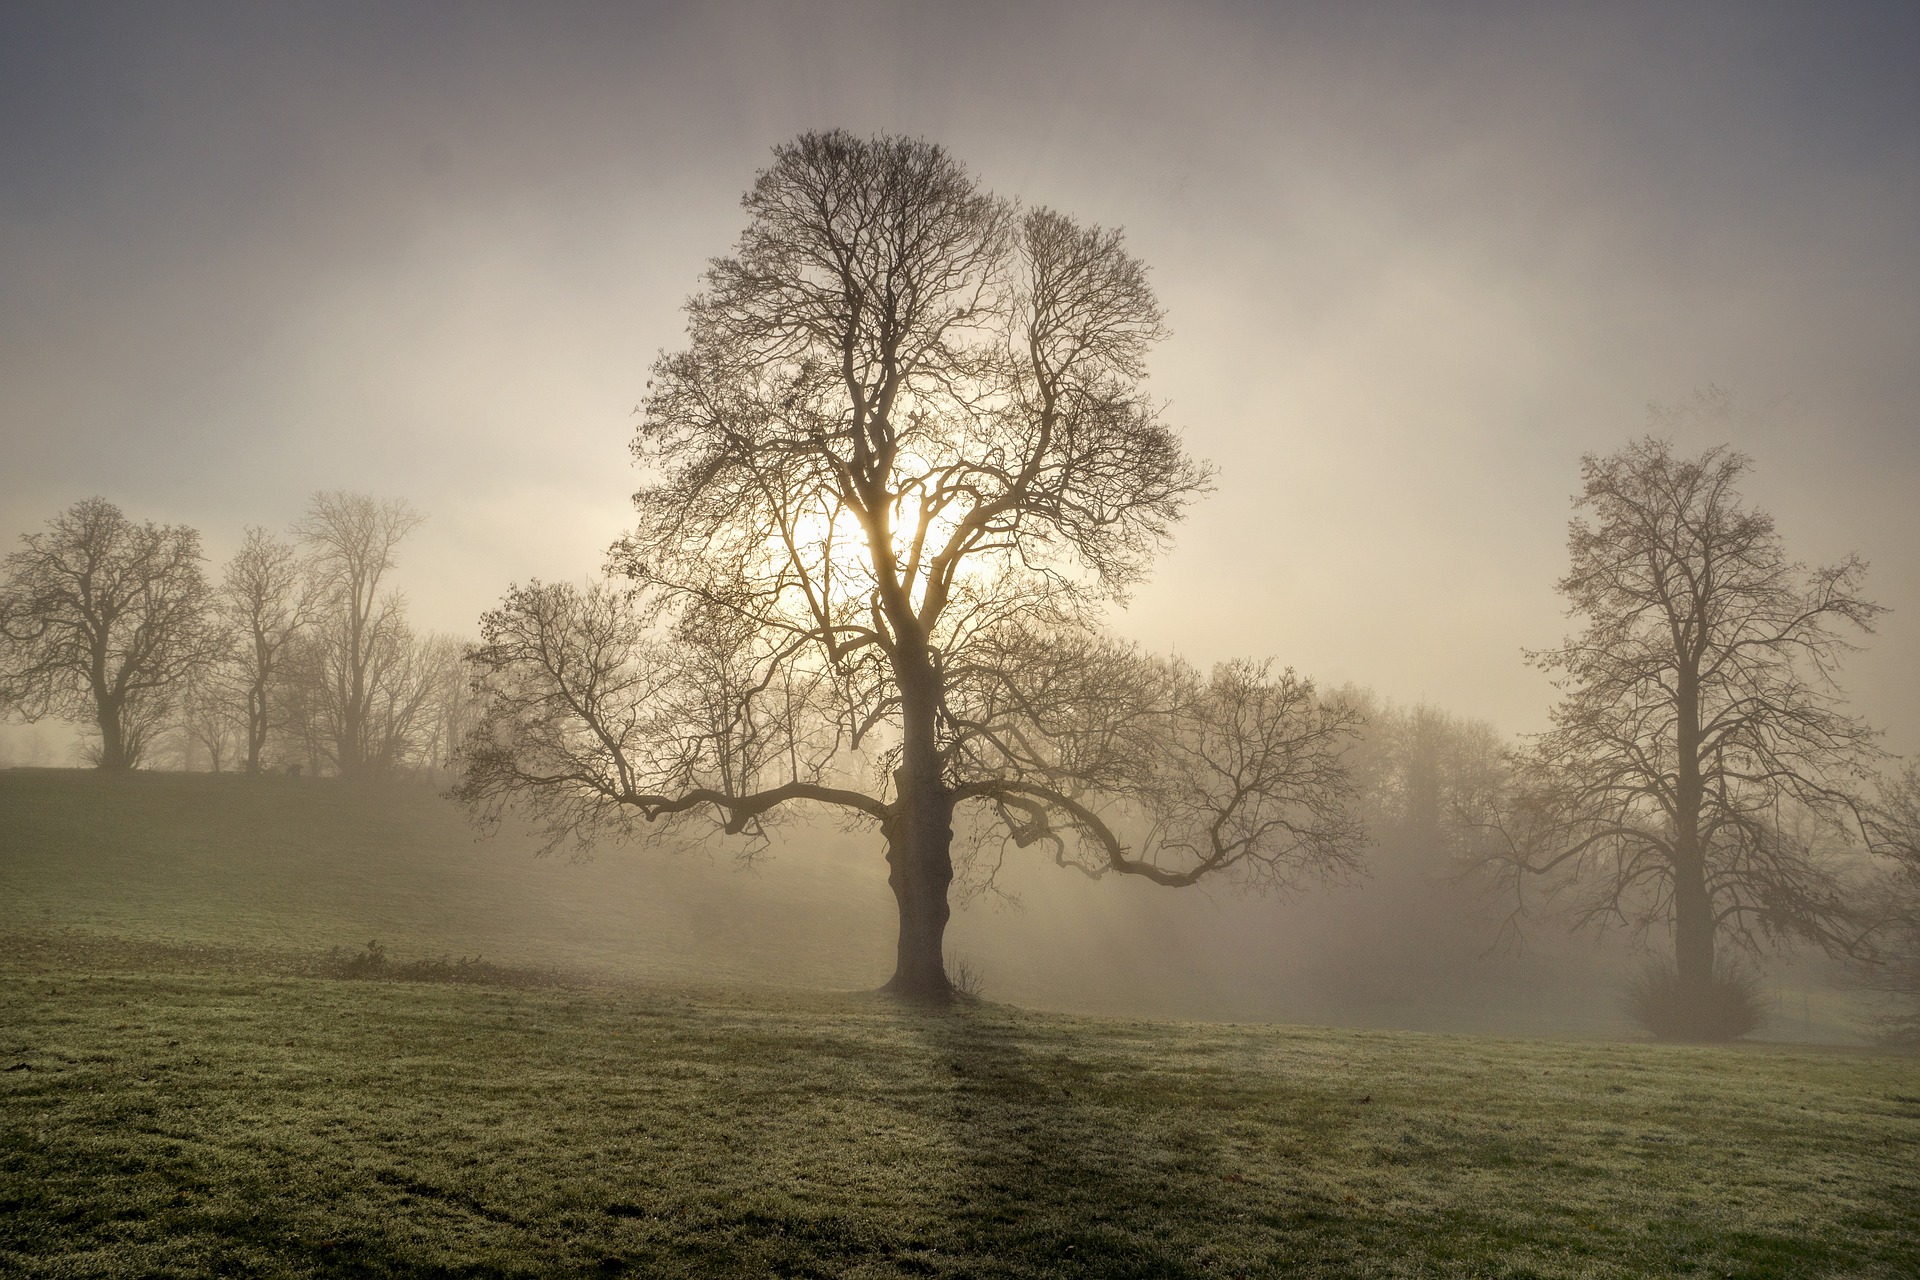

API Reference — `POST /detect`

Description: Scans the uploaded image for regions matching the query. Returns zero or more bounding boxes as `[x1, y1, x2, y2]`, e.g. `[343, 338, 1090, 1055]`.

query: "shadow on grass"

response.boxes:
[897, 1005, 1334, 1279]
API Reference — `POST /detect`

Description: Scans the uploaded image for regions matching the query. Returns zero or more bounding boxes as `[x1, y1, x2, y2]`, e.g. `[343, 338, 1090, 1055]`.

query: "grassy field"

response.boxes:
[3, 934, 1917, 1278]
[3, 768, 1916, 1276]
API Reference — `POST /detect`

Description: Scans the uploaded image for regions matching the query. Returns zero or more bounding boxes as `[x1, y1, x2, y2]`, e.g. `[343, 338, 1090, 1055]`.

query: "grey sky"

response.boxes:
[3, 1, 1917, 751]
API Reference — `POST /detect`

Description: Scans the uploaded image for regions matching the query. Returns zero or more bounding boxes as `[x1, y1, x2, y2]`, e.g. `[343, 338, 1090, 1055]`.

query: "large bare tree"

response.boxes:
[1472, 435, 1882, 1027]
[0, 497, 222, 769]
[294, 492, 425, 777]
[459, 132, 1363, 999]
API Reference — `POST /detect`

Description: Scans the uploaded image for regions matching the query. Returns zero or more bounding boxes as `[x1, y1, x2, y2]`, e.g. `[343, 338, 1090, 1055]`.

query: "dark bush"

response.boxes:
[333, 938, 390, 977]
[322, 939, 566, 988]
[1624, 960, 1766, 1042]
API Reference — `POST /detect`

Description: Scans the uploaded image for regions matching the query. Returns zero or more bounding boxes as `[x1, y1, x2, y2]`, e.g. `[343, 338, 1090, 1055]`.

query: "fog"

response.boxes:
[3, 2, 1916, 1035]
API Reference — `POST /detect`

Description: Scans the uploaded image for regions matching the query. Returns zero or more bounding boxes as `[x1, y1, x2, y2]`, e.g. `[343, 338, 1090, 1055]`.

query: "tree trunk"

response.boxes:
[94, 699, 131, 771]
[880, 657, 955, 1002]
[1673, 854, 1716, 994]
[1671, 666, 1714, 1013]
[882, 804, 954, 1001]
[245, 679, 267, 773]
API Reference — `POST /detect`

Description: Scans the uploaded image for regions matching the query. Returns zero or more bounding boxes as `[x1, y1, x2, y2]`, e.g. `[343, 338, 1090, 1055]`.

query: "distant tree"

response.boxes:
[1861, 765, 1920, 1047]
[0, 497, 222, 769]
[458, 132, 1363, 1000]
[294, 492, 424, 777]
[1471, 433, 1882, 1034]
[218, 526, 317, 773]
[414, 633, 481, 772]
[271, 632, 332, 776]
[1309, 688, 1513, 999]
[1362, 698, 1507, 860]
[172, 660, 244, 771]
[357, 626, 464, 774]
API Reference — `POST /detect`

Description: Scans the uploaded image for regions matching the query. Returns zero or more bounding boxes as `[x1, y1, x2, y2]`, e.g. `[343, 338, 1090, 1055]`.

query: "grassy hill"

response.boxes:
[0, 767, 899, 988]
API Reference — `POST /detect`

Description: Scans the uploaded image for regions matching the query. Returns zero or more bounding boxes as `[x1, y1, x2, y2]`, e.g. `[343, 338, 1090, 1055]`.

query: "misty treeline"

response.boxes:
[0, 491, 474, 778]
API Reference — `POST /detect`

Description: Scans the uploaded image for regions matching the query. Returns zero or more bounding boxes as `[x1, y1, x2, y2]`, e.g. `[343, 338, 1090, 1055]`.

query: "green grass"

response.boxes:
[2, 935, 1917, 1278]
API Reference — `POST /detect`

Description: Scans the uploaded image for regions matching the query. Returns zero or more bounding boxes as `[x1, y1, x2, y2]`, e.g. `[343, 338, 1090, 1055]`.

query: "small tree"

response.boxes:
[415, 633, 481, 773]
[1361, 698, 1507, 861]
[459, 133, 1363, 999]
[1473, 433, 1882, 1035]
[358, 625, 464, 775]
[294, 492, 425, 778]
[173, 660, 244, 771]
[0, 497, 222, 769]
[219, 526, 317, 773]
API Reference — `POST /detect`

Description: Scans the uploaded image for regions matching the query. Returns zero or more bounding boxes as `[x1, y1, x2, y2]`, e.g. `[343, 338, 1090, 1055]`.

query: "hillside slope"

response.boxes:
[0, 768, 896, 988]
[0, 768, 1864, 1037]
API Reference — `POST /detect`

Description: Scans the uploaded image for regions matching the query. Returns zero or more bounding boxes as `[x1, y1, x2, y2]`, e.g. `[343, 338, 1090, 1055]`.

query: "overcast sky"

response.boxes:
[3, 0, 1917, 753]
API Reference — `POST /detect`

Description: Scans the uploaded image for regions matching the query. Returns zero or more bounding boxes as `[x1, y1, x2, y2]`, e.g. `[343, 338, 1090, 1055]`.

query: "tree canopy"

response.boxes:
[0, 497, 221, 769]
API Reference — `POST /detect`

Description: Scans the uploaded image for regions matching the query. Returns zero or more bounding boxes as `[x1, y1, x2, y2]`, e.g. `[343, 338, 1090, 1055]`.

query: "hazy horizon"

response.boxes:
[4, 0, 1917, 758]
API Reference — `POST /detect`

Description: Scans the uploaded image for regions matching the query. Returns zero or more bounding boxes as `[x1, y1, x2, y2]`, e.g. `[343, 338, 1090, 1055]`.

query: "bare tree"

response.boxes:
[359, 625, 464, 774]
[458, 133, 1363, 1000]
[1353, 696, 1508, 859]
[414, 633, 481, 773]
[0, 497, 222, 769]
[294, 492, 424, 777]
[269, 630, 329, 776]
[218, 526, 317, 773]
[1471, 432, 1882, 1029]
[1860, 765, 1920, 1047]
[173, 660, 244, 771]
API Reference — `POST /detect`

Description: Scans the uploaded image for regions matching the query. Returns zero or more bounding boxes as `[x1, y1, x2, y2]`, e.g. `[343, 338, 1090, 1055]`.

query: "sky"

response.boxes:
[3, 0, 1917, 755]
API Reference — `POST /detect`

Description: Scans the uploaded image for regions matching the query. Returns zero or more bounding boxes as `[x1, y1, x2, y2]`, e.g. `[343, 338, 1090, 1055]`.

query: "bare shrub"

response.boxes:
[945, 956, 986, 1002]
[1624, 960, 1766, 1042]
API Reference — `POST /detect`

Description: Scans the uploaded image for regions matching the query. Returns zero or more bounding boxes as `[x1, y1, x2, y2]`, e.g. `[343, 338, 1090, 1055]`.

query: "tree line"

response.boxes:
[0, 491, 472, 778]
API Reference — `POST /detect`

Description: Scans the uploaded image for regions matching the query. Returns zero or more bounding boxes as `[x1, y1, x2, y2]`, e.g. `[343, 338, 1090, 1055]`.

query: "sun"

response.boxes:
[764, 488, 971, 615]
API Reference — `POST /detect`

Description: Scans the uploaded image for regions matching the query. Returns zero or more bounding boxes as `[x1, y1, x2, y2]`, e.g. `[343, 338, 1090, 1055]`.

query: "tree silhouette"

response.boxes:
[217, 526, 317, 773]
[0, 497, 221, 769]
[1472, 433, 1882, 1031]
[294, 491, 425, 778]
[458, 133, 1362, 999]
